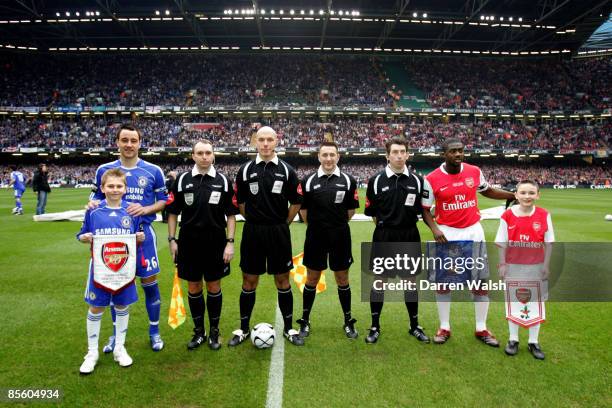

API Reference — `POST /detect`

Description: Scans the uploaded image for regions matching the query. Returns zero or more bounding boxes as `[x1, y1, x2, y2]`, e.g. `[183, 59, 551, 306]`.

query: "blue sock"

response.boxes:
[16, 200, 22, 209]
[142, 280, 161, 336]
[110, 305, 117, 336]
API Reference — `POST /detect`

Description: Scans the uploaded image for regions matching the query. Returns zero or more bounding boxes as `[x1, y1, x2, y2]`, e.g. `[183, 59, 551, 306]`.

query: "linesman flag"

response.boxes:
[168, 268, 187, 329]
[290, 252, 327, 294]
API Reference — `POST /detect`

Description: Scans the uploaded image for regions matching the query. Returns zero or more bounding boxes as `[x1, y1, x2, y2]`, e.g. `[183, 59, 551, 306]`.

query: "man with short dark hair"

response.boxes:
[297, 141, 359, 339]
[167, 140, 238, 350]
[422, 137, 515, 347]
[88, 123, 168, 352]
[229, 126, 304, 346]
[364, 137, 430, 344]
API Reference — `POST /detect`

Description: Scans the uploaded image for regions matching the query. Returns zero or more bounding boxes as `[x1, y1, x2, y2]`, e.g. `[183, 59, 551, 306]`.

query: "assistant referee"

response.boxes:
[297, 141, 360, 339]
[167, 140, 238, 351]
[364, 137, 431, 344]
[229, 126, 304, 347]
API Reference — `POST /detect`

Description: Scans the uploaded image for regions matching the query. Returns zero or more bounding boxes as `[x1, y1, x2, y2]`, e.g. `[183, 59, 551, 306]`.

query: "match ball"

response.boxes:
[11, 207, 18, 214]
[251, 322, 275, 349]
[605, 214, 612, 221]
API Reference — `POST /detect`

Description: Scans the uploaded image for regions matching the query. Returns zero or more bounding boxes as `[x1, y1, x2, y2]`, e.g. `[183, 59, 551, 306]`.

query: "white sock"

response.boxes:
[528, 324, 540, 344]
[87, 310, 104, 353]
[508, 321, 519, 342]
[474, 295, 489, 332]
[114, 307, 130, 348]
[435, 292, 451, 330]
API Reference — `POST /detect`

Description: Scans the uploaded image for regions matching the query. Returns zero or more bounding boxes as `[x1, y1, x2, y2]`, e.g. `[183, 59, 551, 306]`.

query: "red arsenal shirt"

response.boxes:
[423, 163, 488, 228]
[495, 206, 555, 264]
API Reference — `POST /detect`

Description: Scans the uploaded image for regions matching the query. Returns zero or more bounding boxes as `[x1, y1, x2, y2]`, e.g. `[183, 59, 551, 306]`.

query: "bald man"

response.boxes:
[229, 127, 305, 346]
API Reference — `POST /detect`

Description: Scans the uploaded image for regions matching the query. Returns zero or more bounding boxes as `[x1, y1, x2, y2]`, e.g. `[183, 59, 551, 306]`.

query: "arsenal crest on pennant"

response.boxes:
[102, 241, 129, 272]
[92, 234, 137, 293]
[505, 280, 545, 328]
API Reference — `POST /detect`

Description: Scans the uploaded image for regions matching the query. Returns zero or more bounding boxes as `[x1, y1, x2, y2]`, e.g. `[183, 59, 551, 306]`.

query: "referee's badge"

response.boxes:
[405, 193, 416, 206]
[335, 191, 345, 203]
[184, 193, 194, 205]
[272, 180, 283, 194]
[249, 182, 259, 195]
[209, 191, 221, 205]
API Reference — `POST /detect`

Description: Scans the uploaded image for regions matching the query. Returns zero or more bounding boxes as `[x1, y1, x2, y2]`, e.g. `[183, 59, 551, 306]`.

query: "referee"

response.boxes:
[364, 137, 430, 344]
[229, 126, 304, 347]
[297, 141, 359, 339]
[167, 140, 238, 350]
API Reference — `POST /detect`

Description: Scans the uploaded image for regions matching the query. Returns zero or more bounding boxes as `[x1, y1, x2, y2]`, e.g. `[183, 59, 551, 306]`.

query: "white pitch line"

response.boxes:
[265, 306, 285, 408]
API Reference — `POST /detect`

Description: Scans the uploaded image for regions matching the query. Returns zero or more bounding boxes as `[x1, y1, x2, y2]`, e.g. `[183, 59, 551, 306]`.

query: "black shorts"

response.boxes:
[373, 225, 421, 243]
[303, 224, 353, 272]
[371, 226, 422, 279]
[240, 222, 292, 275]
[177, 228, 230, 282]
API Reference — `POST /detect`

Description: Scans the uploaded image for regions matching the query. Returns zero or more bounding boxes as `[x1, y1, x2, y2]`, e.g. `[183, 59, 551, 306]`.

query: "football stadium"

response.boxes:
[1, 1, 611, 406]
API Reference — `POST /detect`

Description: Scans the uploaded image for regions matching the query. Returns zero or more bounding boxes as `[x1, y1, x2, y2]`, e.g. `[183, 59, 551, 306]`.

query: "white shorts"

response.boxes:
[438, 222, 485, 242]
[438, 222, 489, 281]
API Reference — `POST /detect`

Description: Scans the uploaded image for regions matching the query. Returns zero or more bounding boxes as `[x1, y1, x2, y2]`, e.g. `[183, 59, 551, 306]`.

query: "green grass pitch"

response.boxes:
[0, 188, 610, 407]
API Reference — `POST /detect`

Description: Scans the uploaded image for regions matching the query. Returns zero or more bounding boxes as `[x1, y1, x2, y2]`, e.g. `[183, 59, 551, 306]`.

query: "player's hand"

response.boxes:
[223, 242, 234, 263]
[79, 233, 93, 243]
[498, 263, 508, 279]
[540, 265, 550, 280]
[127, 203, 147, 216]
[432, 228, 448, 243]
[505, 198, 518, 209]
[169, 240, 178, 263]
[135, 232, 145, 243]
[86, 200, 100, 210]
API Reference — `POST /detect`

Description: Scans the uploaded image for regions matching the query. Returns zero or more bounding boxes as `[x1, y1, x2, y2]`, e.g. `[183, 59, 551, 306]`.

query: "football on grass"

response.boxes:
[251, 322, 275, 349]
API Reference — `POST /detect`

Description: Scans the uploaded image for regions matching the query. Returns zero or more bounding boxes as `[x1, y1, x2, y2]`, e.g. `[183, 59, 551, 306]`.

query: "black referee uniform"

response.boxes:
[233, 154, 303, 340]
[168, 166, 238, 282]
[236, 155, 302, 275]
[298, 166, 360, 337]
[167, 165, 238, 349]
[364, 165, 430, 343]
[302, 167, 358, 272]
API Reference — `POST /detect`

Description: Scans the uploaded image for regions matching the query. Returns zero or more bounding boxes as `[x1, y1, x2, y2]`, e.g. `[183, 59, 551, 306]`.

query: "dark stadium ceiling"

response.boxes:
[0, 0, 610, 54]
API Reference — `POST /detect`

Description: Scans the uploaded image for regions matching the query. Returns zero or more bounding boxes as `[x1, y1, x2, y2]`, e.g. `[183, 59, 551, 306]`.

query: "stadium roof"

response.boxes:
[1, 1, 610, 55]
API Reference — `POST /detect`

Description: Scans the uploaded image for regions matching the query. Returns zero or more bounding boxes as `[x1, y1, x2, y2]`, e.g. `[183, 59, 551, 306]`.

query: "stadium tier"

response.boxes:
[0, 117, 609, 151]
[0, 55, 610, 111]
[2, 162, 611, 188]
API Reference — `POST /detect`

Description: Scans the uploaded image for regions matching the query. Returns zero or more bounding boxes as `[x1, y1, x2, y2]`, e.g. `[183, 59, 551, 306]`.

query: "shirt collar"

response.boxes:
[440, 162, 464, 175]
[385, 165, 409, 178]
[191, 165, 216, 178]
[317, 166, 341, 178]
[255, 154, 279, 165]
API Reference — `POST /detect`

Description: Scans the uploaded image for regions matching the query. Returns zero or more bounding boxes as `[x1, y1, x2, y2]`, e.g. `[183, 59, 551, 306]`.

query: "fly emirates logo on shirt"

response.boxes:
[442, 193, 477, 211]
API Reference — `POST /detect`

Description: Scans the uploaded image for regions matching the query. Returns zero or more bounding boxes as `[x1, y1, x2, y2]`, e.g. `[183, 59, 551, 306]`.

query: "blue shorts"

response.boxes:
[14, 189, 24, 198]
[84, 267, 138, 307]
[136, 223, 161, 278]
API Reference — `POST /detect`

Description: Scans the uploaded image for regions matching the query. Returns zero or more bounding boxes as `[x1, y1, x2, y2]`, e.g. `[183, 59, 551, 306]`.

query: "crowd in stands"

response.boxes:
[1, 54, 609, 110]
[3, 163, 610, 188]
[0, 117, 609, 151]
[0, 55, 391, 108]
[404, 57, 611, 111]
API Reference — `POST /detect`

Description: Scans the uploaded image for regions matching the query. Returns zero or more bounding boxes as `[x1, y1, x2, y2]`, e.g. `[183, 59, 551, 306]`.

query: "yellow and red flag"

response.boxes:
[168, 268, 187, 329]
[290, 252, 327, 293]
